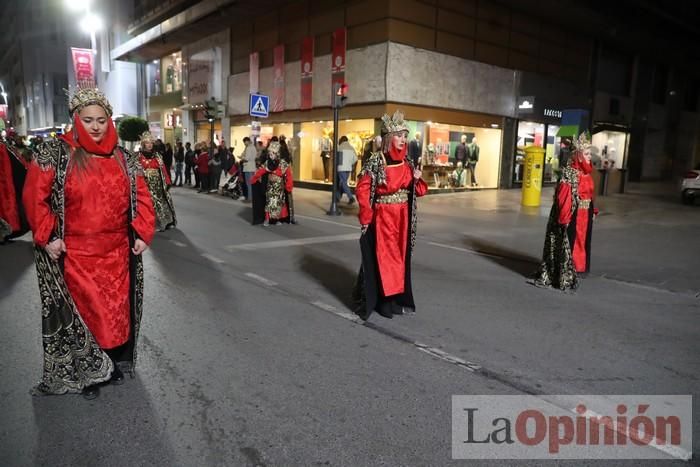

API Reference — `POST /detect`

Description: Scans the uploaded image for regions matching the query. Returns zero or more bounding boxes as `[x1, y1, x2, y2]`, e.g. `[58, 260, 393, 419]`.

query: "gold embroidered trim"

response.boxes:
[376, 189, 409, 204]
[579, 199, 591, 209]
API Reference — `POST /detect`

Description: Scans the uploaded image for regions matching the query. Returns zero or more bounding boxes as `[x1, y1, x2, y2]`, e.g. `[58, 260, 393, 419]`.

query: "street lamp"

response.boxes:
[65, 0, 101, 54]
[0, 82, 8, 105]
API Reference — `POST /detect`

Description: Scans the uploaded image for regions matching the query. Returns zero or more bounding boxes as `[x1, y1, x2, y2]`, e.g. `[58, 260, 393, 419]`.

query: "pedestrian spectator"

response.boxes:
[184, 142, 195, 186]
[240, 137, 257, 201]
[196, 142, 210, 193]
[209, 148, 223, 193]
[336, 135, 357, 204]
[279, 135, 291, 164]
[174, 141, 184, 186]
[23, 86, 155, 398]
[163, 142, 174, 180]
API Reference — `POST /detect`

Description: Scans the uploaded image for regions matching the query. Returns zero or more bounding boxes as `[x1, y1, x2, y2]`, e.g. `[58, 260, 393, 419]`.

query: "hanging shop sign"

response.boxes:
[331, 27, 347, 107]
[272, 45, 285, 112]
[71, 47, 95, 86]
[188, 59, 213, 105]
[300, 36, 314, 110]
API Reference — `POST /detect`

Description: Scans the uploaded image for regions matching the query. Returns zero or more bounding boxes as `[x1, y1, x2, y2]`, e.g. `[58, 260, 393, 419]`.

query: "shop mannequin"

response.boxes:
[454, 134, 468, 167]
[320, 136, 332, 182]
[450, 161, 466, 187]
[467, 136, 479, 187]
[408, 132, 422, 167]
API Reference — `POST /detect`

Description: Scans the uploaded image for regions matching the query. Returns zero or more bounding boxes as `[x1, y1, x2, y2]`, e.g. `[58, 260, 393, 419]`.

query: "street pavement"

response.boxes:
[1, 181, 698, 466]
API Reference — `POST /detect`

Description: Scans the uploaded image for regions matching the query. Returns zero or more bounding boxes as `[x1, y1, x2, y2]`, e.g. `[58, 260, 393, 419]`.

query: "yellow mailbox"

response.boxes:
[521, 146, 545, 207]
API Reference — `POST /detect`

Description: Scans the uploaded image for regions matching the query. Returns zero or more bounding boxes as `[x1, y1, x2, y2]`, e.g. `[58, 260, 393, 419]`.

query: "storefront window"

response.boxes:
[424, 123, 502, 189]
[591, 130, 628, 170]
[230, 119, 375, 183]
[161, 52, 183, 94]
[514, 121, 561, 183]
[146, 60, 161, 97]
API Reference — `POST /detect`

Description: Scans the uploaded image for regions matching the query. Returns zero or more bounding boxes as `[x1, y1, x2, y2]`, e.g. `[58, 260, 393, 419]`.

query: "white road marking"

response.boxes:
[294, 214, 359, 229]
[573, 407, 692, 461]
[200, 253, 225, 264]
[245, 272, 278, 287]
[310, 301, 362, 322]
[415, 343, 482, 372]
[169, 240, 187, 247]
[225, 233, 358, 251]
[309, 300, 483, 372]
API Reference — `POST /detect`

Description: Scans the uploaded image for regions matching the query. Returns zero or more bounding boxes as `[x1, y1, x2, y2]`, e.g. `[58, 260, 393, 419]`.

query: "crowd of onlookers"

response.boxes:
[158, 135, 293, 201]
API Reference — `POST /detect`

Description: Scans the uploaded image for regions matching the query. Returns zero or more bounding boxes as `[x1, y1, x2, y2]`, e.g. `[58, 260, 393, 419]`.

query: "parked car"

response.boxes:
[681, 164, 700, 204]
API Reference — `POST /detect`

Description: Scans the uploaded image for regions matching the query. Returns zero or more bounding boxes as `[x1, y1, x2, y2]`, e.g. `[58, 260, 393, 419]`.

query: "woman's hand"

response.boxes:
[45, 238, 66, 261]
[132, 239, 148, 255]
[413, 169, 422, 180]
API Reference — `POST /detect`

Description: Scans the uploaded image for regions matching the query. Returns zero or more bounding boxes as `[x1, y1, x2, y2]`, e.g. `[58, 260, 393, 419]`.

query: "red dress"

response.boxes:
[0, 144, 28, 233]
[356, 161, 428, 296]
[139, 153, 171, 185]
[24, 155, 155, 349]
[557, 160, 596, 273]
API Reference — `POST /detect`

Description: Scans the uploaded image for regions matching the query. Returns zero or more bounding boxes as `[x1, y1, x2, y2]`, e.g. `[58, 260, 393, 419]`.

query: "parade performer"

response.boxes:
[352, 110, 428, 320]
[534, 132, 598, 291]
[23, 85, 155, 399]
[138, 131, 176, 231]
[0, 136, 31, 242]
[250, 141, 294, 226]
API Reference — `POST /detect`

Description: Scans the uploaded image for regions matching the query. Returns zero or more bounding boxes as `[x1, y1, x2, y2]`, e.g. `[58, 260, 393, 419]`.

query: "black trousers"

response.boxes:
[185, 164, 193, 184]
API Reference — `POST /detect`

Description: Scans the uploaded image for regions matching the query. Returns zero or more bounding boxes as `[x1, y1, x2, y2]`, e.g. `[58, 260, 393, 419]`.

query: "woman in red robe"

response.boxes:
[138, 131, 176, 231]
[535, 132, 598, 290]
[0, 139, 31, 242]
[23, 86, 155, 399]
[353, 110, 428, 320]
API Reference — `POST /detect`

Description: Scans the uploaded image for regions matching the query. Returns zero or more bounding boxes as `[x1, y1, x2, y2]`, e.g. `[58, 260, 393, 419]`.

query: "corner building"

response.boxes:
[113, 0, 700, 192]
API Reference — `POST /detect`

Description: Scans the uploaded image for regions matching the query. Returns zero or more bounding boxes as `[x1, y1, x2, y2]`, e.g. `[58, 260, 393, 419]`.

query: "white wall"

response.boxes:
[227, 41, 516, 118]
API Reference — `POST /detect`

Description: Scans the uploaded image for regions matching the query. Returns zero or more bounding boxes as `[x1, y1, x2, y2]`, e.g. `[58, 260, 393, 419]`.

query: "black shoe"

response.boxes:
[110, 364, 125, 385]
[82, 384, 100, 400]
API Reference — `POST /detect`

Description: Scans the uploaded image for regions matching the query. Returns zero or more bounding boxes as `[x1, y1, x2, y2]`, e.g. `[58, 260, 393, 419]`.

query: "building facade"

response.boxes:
[111, 0, 700, 189]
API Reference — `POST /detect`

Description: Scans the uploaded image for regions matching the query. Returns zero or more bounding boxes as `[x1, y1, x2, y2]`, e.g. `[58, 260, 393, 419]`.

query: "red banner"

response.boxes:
[249, 52, 259, 93]
[272, 45, 285, 112]
[0, 105, 7, 121]
[300, 36, 314, 110]
[331, 27, 347, 105]
[71, 47, 95, 86]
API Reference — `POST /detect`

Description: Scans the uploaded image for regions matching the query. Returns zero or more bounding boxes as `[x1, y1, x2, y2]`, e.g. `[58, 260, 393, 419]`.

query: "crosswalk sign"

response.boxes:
[249, 93, 269, 118]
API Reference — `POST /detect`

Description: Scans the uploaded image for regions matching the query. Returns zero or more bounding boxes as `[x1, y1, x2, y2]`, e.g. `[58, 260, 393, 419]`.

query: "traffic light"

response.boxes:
[332, 82, 349, 109]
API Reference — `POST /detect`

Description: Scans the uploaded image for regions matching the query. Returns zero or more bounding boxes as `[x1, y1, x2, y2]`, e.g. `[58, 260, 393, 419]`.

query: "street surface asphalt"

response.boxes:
[1, 181, 698, 466]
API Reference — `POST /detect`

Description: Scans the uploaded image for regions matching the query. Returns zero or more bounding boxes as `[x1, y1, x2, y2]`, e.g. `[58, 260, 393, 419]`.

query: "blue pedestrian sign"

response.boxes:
[249, 93, 269, 118]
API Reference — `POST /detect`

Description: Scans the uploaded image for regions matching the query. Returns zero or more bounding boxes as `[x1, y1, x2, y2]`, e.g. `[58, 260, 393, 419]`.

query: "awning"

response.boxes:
[556, 125, 580, 137]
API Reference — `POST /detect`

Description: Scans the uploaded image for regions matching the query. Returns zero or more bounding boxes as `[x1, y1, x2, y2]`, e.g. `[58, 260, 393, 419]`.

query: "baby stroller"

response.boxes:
[221, 164, 243, 200]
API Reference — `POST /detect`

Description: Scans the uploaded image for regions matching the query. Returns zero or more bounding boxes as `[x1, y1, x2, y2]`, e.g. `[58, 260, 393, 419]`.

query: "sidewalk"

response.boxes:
[289, 181, 699, 296]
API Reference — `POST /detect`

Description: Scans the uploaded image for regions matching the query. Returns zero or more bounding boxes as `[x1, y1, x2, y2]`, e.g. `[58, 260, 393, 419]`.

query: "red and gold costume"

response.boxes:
[535, 133, 597, 290]
[0, 141, 30, 241]
[353, 110, 428, 320]
[139, 132, 176, 231]
[23, 86, 155, 394]
[251, 142, 294, 224]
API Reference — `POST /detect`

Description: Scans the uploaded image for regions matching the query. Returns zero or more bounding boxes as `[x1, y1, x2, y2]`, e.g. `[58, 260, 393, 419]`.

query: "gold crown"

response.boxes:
[267, 141, 281, 155]
[381, 110, 409, 134]
[66, 83, 113, 116]
[572, 131, 592, 152]
[140, 131, 156, 144]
